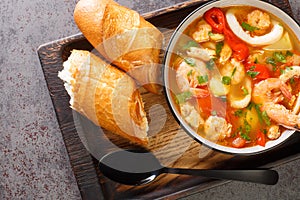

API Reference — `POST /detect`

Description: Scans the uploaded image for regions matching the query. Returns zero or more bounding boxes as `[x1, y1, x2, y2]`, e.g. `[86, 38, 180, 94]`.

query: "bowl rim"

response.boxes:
[163, 0, 300, 155]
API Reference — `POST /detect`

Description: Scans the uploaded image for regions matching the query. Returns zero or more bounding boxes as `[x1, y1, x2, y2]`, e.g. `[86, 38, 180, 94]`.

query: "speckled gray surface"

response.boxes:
[0, 0, 299, 199]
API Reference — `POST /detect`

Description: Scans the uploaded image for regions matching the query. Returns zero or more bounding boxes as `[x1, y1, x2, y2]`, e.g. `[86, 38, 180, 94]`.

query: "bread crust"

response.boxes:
[74, 0, 163, 94]
[58, 50, 149, 145]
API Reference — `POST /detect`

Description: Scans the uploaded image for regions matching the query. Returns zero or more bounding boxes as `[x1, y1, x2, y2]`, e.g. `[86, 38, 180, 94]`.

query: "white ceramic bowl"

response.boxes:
[163, 0, 300, 155]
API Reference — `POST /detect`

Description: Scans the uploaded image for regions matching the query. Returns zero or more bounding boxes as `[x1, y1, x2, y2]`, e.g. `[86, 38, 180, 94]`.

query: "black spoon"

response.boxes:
[99, 149, 279, 185]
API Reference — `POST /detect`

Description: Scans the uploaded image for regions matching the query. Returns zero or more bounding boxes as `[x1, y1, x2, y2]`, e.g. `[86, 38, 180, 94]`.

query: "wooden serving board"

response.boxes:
[37, 0, 300, 199]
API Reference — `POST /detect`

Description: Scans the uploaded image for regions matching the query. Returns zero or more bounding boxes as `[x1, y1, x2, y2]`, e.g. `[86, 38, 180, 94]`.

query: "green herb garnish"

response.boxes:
[183, 40, 199, 50]
[231, 67, 237, 77]
[208, 31, 214, 36]
[242, 86, 249, 96]
[262, 111, 271, 126]
[197, 75, 208, 84]
[254, 104, 264, 124]
[234, 110, 243, 117]
[247, 102, 255, 110]
[222, 76, 231, 85]
[274, 52, 287, 63]
[286, 50, 293, 57]
[206, 58, 215, 70]
[244, 120, 252, 135]
[211, 110, 217, 116]
[240, 133, 251, 141]
[216, 42, 224, 57]
[241, 22, 260, 32]
[266, 57, 276, 66]
[175, 91, 192, 104]
[247, 70, 260, 78]
[184, 57, 196, 66]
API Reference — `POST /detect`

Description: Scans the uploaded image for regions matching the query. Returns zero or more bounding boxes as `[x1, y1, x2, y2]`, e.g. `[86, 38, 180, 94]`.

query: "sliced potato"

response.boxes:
[263, 31, 292, 51]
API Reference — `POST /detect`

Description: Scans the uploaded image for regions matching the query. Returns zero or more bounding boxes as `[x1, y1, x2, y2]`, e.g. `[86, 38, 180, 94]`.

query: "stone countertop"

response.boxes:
[0, 0, 299, 199]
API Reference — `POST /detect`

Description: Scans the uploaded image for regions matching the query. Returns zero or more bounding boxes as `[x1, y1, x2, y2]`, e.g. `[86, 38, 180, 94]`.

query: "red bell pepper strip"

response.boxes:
[204, 8, 249, 61]
[256, 131, 266, 147]
[203, 7, 226, 33]
[223, 28, 249, 61]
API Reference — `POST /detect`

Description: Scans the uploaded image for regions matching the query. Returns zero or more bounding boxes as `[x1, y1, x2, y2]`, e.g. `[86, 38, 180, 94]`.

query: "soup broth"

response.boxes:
[170, 6, 300, 148]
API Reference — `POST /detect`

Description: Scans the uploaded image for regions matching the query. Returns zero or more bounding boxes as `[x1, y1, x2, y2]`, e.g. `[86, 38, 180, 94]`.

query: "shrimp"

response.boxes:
[192, 20, 212, 43]
[279, 66, 300, 82]
[247, 10, 271, 35]
[263, 102, 300, 128]
[176, 58, 209, 97]
[252, 78, 300, 129]
[252, 78, 291, 104]
[220, 58, 245, 85]
[286, 54, 300, 66]
[204, 115, 232, 141]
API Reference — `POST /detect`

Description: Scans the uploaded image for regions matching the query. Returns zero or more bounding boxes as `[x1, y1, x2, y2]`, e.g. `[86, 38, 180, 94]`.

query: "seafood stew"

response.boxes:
[167, 4, 300, 150]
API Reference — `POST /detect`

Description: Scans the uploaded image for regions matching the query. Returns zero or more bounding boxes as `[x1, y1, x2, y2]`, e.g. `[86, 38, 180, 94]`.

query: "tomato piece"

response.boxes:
[232, 136, 246, 148]
[197, 95, 227, 119]
[224, 28, 249, 61]
[232, 43, 249, 61]
[204, 7, 226, 33]
[197, 95, 212, 118]
[256, 131, 266, 147]
[245, 62, 271, 80]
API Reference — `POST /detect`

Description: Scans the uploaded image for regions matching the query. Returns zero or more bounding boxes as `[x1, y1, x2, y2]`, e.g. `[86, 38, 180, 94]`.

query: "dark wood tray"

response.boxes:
[37, 0, 300, 199]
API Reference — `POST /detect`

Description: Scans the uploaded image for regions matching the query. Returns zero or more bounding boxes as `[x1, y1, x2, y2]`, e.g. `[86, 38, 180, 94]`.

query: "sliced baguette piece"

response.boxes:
[58, 50, 149, 146]
[74, 0, 163, 94]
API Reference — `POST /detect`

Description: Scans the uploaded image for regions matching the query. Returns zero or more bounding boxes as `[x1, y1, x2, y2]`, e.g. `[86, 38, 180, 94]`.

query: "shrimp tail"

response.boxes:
[280, 84, 292, 100]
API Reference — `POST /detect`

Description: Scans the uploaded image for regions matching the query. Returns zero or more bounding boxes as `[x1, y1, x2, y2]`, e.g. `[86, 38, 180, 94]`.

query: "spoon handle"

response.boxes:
[164, 168, 279, 185]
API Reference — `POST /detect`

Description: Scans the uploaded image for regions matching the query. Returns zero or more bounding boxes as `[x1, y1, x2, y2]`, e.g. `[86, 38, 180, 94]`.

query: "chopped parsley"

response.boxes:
[240, 132, 251, 141]
[197, 75, 208, 84]
[187, 69, 193, 76]
[274, 52, 287, 63]
[175, 91, 192, 104]
[231, 67, 237, 77]
[290, 77, 295, 84]
[183, 40, 199, 50]
[247, 102, 255, 110]
[262, 111, 271, 126]
[211, 110, 217, 116]
[266, 57, 276, 66]
[222, 76, 231, 85]
[216, 42, 224, 57]
[234, 109, 243, 117]
[247, 70, 260, 78]
[235, 119, 251, 141]
[184, 57, 196, 66]
[241, 86, 249, 96]
[286, 51, 293, 57]
[241, 22, 260, 32]
[206, 58, 215, 70]
[253, 103, 271, 126]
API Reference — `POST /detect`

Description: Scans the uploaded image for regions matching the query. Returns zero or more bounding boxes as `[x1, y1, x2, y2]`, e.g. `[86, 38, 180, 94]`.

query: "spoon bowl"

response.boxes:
[99, 149, 279, 186]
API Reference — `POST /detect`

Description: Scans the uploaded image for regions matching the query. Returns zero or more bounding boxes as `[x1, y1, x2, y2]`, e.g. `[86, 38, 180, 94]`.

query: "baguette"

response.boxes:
[74, 0, 163, 94]
[58, 50, 149, 146]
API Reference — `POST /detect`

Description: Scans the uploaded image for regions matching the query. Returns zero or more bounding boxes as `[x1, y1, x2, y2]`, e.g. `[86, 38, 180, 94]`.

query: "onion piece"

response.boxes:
[225, 8, 284, 46]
